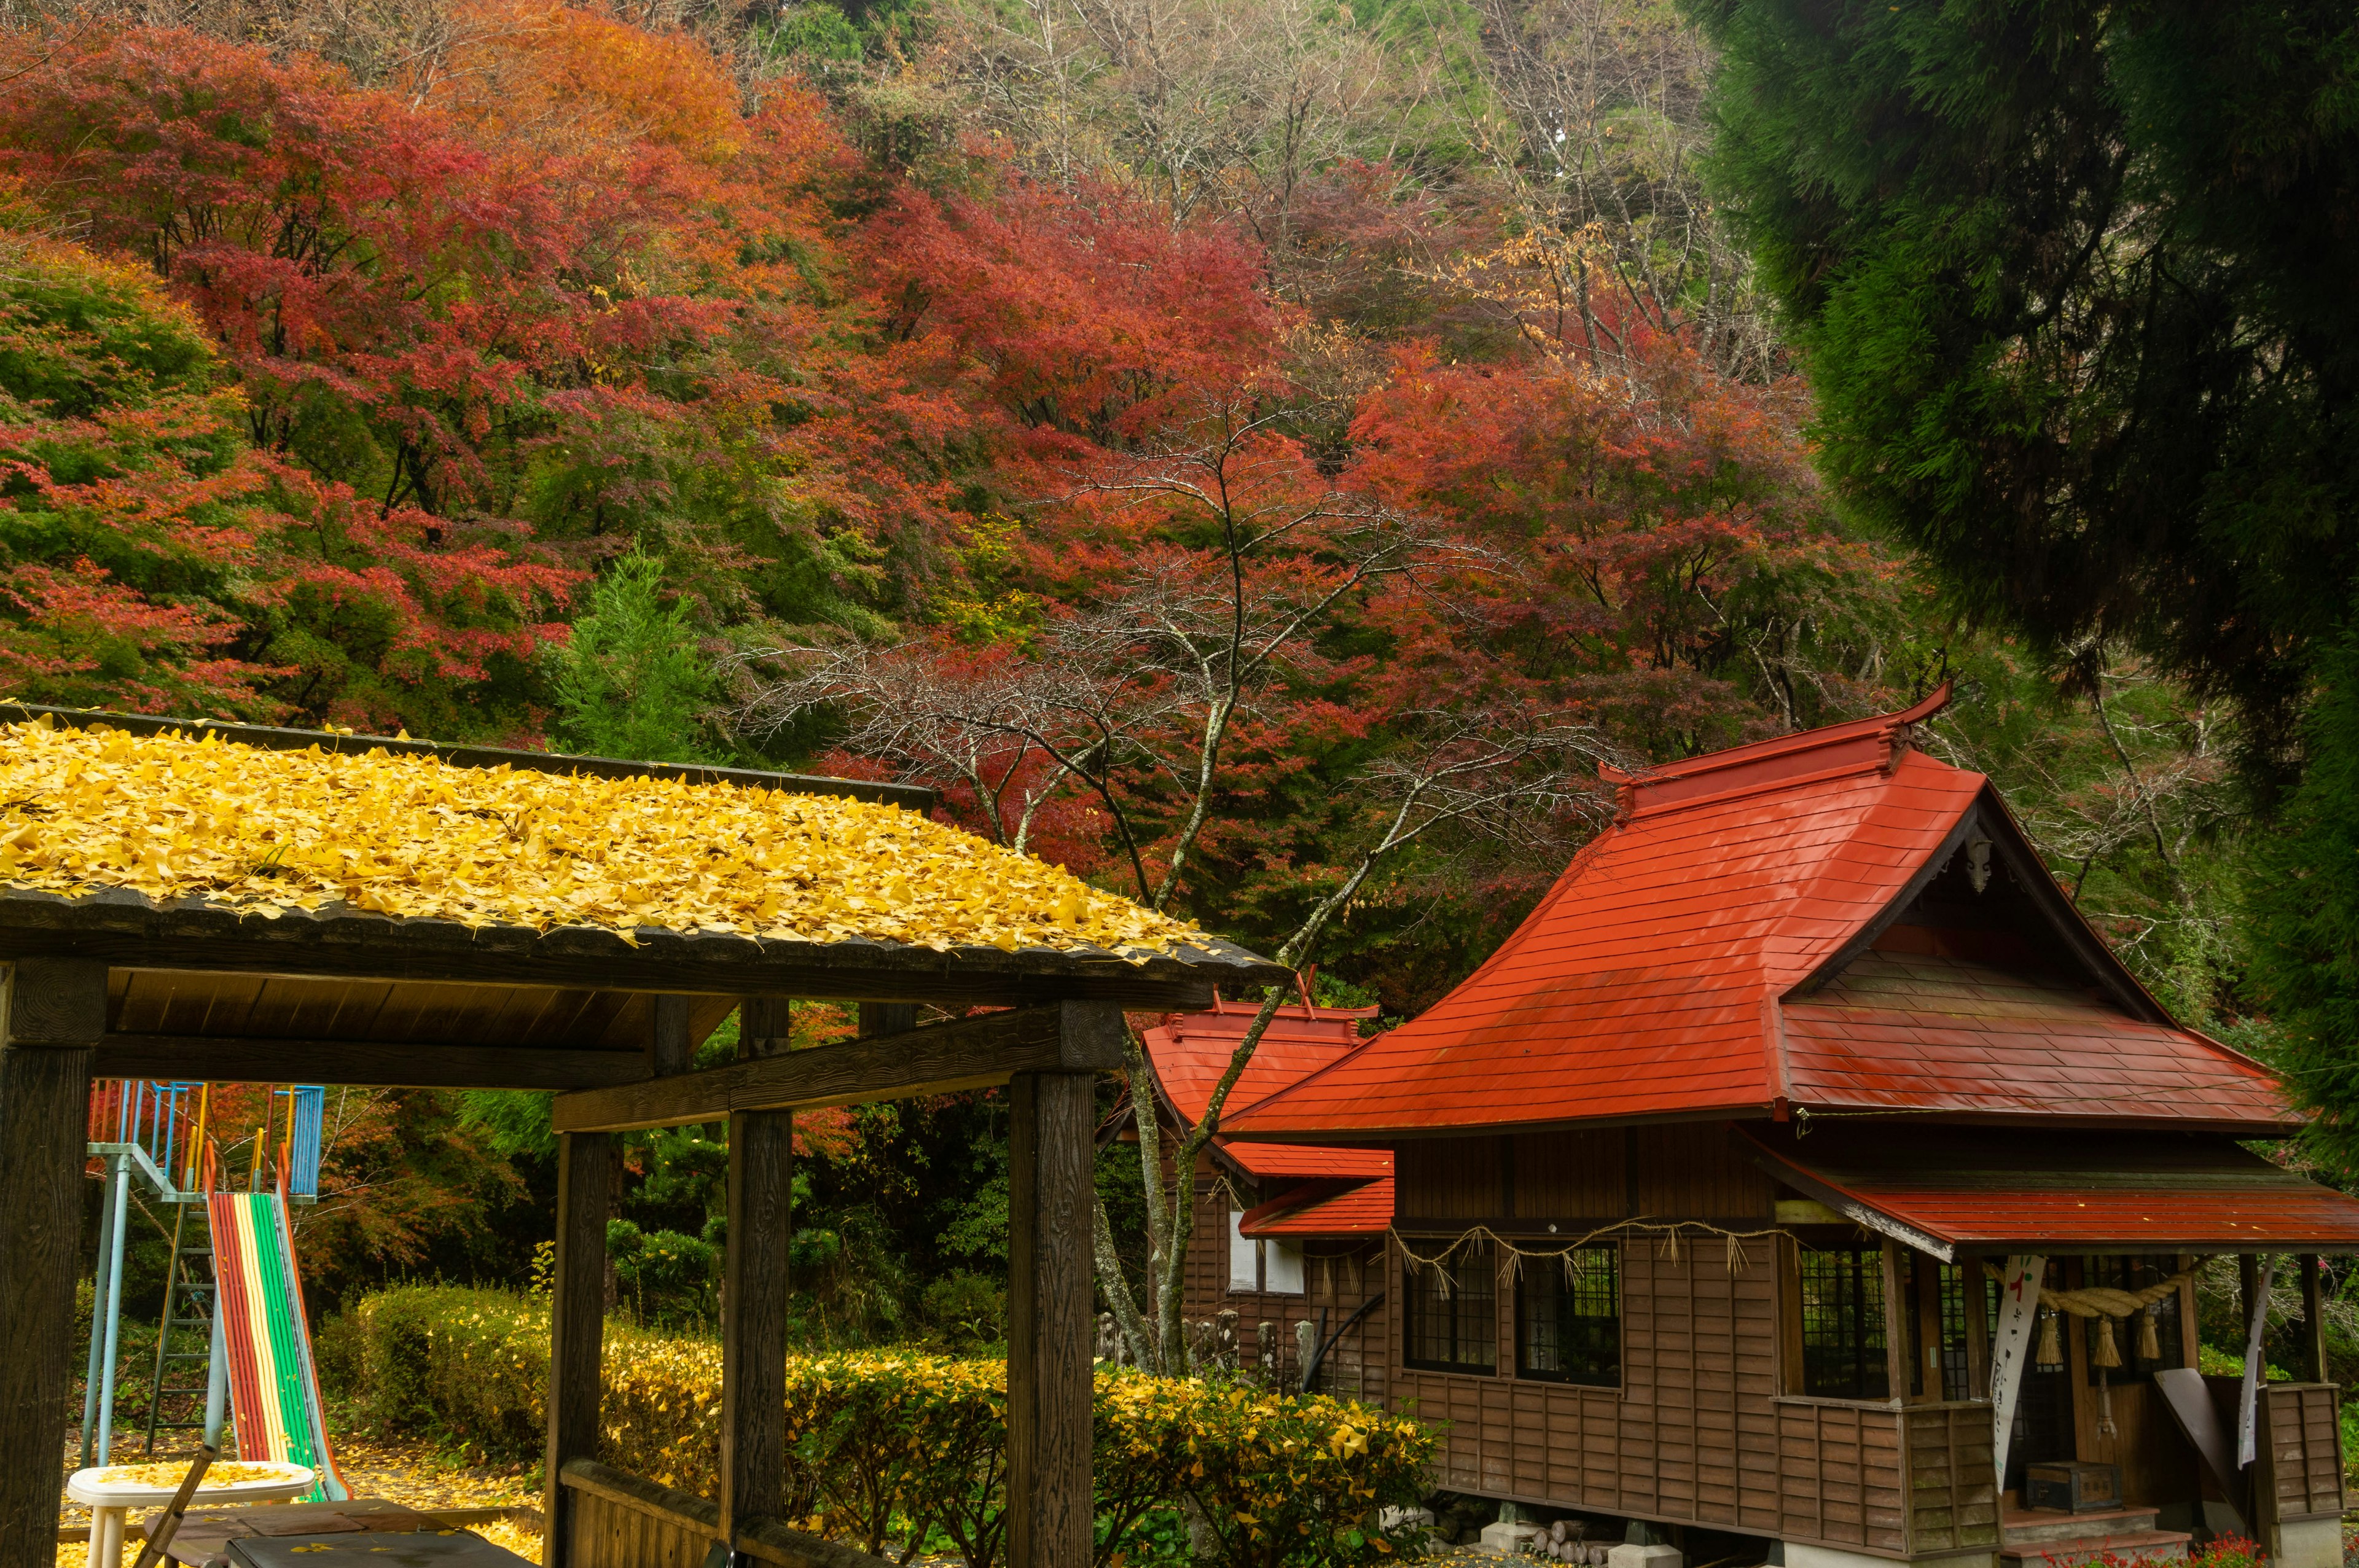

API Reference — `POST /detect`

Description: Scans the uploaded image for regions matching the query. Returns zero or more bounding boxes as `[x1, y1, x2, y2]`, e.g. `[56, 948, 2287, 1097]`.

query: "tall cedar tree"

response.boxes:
[1687, 0, 2359, 771]
[1687, 0, 2359, 1156]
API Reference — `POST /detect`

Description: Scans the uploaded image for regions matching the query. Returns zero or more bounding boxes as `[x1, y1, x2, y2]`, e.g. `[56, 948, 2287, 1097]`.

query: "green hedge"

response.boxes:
[322, 1287, 1433, 1568]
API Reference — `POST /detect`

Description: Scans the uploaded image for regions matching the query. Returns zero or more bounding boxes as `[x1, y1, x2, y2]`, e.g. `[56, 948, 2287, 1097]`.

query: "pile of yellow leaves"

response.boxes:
[88, 1460, 302, 1488]
[0, 719, 1210, 957]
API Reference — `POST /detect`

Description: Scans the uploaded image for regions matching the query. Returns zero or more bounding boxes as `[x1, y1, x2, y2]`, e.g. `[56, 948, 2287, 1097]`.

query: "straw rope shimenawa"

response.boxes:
[1395, 1220, 1797, 1294]
[1983, 1260, 2193, 1370]
[1985, 1260, 2193, 1437]
[0, 716, 1214, 958]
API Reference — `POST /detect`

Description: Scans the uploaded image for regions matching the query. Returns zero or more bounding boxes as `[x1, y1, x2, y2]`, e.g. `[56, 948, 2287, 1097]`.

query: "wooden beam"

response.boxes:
[1006, 1036, 1105, 1568]
[719, 1106, 793, 1545]
[2298, 1255, 2328, 1384]
[552, 1001, 1126, 1134]
[743, 995, 793, 1058]
[650, 996, 697, 1077]
[95, 1036, 649, 1091]
[859, 1002, 917, 1037]
[1880, 1241, 1911, 1403]
[0, 896, 1278, 1010]
[543, 1131, 614, 1568]
[0, 958, 103, 1568]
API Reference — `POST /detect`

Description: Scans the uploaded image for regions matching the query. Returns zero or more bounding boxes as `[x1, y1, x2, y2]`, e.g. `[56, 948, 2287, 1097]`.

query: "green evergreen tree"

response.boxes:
[1685, 0, 2359, 776]
[548, 552, 719, 763]
[1688, 0, 2359, 1157]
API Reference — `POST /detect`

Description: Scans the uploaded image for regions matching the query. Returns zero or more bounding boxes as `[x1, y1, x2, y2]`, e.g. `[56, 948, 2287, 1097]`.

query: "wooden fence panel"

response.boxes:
[2261, 1383, 2347, 1523]
[1899, 1402, 1999, 1554]
[561, 1461, 716, 1568]
[560, 1459, 896, 1568]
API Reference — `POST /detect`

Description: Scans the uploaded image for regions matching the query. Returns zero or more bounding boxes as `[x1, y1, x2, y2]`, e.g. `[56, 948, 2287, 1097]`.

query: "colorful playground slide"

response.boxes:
[209, 1190, 350, 1502]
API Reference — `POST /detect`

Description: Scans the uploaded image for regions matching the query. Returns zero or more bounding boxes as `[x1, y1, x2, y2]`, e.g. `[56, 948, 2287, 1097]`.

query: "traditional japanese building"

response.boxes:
[1128, 998, 1394, 1394]
[1224, 689, 2359, 1568]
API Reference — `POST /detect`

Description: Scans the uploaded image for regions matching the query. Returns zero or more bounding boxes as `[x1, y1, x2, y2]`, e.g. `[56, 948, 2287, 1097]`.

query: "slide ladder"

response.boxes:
[209, 1186, 348, 1502]
[141, 1198, 222, 1453]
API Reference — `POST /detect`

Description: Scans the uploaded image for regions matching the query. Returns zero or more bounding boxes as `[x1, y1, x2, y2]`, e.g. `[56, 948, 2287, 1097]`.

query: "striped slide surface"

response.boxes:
[209, 1190, 350, 1501]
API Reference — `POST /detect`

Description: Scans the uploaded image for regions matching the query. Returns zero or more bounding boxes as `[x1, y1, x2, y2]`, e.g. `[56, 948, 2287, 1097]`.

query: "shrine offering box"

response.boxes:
[2024, 1461, 2122, 1514]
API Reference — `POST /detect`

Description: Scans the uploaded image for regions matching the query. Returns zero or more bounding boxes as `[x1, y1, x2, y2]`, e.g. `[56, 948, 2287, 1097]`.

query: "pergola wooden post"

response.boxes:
[0, 958, 105, 1568]
[544, 1128, 614, 1561]
[546, 999, 1144, 1566]
[1006, 1063, 1101, 1568]
[0, 703, 1285, 1561]
[721, 993, 796, 1551]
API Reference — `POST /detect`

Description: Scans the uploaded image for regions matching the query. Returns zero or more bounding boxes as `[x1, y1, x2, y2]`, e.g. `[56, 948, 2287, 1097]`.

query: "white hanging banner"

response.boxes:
[2239, 1258, 2276, 1469]
[1989, 1254, 2045, 1486]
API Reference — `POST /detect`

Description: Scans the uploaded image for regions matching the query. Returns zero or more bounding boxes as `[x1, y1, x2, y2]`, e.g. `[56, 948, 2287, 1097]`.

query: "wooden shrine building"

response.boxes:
[1227, 690, 2359, 1568]
[1124, 999, 1393, 1392]
[0, 703, 1284, 1568]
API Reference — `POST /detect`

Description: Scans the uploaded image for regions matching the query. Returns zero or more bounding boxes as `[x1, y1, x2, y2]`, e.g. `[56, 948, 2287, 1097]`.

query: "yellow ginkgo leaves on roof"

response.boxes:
[0, 719, 1210, 958]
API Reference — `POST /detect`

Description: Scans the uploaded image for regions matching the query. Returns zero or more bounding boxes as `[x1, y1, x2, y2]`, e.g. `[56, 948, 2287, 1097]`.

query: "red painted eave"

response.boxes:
[1744, 1125, 2359, 1256]
[1239, 1176, 1394, 1237]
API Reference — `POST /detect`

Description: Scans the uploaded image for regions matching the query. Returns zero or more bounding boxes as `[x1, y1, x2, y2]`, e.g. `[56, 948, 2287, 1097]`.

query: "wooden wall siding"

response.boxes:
[1512, 1130, 1624, 1218]
[1629, 1124, 1776, 1221]
[2260, 1383, 2346, 1522]
[1388, 1229, 1916, 1556]
[1899, 1404, 2000, 1554]
[1770, 1402, 1908, 1553]
[1379, 1128, 2021, 1558]
[1401, 1125, 1777, 1229]
[1400, 1137, 1504, 1217]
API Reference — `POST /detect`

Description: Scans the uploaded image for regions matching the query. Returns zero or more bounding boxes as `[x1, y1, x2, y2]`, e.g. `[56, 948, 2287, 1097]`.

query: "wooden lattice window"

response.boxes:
[1798, 1244, 1890, 1400]
[1404, 1242, 1496, 1373]
[1517, 1245, 1620, 1386]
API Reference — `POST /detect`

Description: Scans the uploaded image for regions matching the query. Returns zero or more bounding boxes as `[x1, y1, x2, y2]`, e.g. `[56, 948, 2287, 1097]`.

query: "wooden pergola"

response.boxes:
[0, 703, 1286, 1568]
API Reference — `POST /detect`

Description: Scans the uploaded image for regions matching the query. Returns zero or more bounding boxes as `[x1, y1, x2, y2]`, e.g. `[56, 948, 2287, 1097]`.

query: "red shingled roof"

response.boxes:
[1139, 1000, 1391, 1183]
[1228, 691, 2297, 1141]
[1743, 1125, 2359, 1256]
[1239, 1177, 1396, 1237]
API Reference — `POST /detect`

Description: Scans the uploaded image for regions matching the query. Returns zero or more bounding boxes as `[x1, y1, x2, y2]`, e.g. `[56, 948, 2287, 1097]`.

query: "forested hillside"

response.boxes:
[0, 0, 2270, 1314]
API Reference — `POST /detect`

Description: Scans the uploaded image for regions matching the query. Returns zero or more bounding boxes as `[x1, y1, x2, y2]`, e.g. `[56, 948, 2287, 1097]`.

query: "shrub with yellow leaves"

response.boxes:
[0, 717, 1211, 956]
[329, 1287, 1435, 1568]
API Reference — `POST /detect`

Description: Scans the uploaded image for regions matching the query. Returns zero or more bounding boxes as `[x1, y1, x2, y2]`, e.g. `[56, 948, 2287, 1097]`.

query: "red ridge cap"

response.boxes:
[1602, 683, 1954, 816]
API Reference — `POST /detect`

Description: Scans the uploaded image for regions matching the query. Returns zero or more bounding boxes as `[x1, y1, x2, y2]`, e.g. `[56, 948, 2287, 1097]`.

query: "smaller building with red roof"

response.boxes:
[1211, 691, 2359, 1568]
[1123, 996, 1395, 1397]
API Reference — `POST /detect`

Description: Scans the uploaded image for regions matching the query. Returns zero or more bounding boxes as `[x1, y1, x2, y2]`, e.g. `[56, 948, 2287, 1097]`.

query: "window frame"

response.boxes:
[1402, 1239, 1499, 1375]
[1792, 1242, 1892, 1401]
[1515, 1242, 1622, 1388]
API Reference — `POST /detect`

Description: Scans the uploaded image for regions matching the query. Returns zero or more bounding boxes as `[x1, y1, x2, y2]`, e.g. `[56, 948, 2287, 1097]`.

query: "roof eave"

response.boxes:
[0, 886, 1293, 1005]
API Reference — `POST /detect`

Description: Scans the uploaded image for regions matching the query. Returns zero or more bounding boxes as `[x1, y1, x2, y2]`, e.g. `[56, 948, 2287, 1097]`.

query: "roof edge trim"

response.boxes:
[1740, 1128, 1957, 1260]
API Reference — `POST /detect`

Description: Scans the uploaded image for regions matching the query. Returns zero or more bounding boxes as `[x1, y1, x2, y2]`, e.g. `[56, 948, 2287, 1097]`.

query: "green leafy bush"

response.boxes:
[330, 1286, 1433, 1568]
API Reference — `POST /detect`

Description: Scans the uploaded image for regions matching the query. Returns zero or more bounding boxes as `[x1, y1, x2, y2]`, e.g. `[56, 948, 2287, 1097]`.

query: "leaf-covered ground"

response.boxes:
[53, 1429, 542, 1566]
